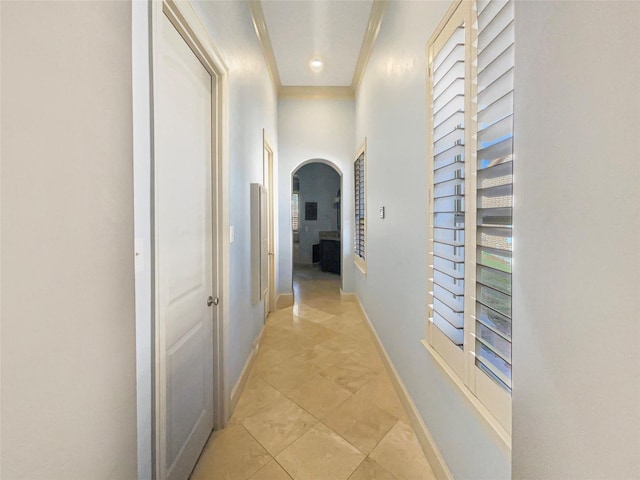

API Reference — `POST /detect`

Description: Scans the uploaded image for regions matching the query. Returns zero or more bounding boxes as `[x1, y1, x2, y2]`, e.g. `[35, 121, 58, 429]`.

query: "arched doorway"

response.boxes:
[291, 160, 342, 302]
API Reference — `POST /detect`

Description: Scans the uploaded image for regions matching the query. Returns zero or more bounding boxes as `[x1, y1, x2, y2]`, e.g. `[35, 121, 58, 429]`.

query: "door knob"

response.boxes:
[207, 296, 219, 307]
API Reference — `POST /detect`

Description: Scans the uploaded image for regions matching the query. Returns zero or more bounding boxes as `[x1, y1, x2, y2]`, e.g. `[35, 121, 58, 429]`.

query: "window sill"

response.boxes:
[421, 339, 512, 454]
[354, 256, 367, 275]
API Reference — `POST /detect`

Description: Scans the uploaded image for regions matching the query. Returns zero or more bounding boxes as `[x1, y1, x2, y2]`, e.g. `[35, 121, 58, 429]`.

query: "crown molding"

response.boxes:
[279, 86, 355, 100]
[351, 0, 387, 95]
[248, 0, 386, 99]
[247, 0, 281, 91]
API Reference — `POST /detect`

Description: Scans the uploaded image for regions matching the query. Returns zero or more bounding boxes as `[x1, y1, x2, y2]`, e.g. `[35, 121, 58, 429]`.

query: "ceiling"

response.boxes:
[256, 1, 380, 91]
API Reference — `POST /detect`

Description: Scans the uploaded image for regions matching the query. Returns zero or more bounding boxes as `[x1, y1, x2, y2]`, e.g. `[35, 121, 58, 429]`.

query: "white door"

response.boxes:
[156, 12, 215, 480]
[263, 137, 275, 320]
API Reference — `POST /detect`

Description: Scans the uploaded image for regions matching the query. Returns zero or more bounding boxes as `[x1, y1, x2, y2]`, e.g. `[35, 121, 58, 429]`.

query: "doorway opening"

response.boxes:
[291, 162, 342, 301]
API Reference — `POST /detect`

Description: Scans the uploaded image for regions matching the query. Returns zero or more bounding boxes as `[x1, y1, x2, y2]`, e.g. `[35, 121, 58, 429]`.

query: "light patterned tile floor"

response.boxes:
[191, 266, 435, 480]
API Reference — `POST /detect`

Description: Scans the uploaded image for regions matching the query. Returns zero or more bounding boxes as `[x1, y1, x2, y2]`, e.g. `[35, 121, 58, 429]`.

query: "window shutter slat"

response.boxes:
[478, 67, 514, 109]
[291, 193, 299, 231]
[433, 227, 465, 246]
[478, 0, 513, 38]
[433, 256, 465, 279]
[477, 44, 514, 91]
[478, 114, 513, 148]
[434, 196, 464, 213]
[434, 79, 466, 111]
[476, 265, 511, 295]
[354, 152, 365, 261]
[434, 115, 465, 144]
[433, 313, 464, 345]
[433, 270, 465, 295]
[477, 246, 511, 273]
[434, 148, 465, 171]
[429, 19, 466, 348]
[476, 342, 511, 387]
[434, 62, 465, 99]
[433, 26, 464, 76]
[434, 300, 464, 328]
[434, 127, 464, 151]
[476, 0, 493, 16]
[475, 303, 511, 339]
[477, 184, 512, 208]
[434, 95, 464, 125]
[478, 139, 512, 169]
[477, 159, 512, 188]
[478, 1, 513, 48]
[475, 0, 514, 393]
[478, 91, 513, 130]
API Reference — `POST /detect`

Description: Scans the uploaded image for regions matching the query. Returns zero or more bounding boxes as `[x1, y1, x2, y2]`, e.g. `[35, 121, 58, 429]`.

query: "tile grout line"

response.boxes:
[228, 268, 428, 480]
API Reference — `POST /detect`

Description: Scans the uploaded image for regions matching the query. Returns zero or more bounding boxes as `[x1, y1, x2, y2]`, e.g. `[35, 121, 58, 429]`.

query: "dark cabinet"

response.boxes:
[319, 239, 340, 274]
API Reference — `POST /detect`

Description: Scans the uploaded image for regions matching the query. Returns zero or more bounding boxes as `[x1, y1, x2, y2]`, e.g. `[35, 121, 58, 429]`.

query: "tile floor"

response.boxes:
[190, 266, 435, 480]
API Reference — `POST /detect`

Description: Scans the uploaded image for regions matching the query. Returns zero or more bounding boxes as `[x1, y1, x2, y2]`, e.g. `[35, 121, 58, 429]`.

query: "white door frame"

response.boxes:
[263, 130, 276, 318]
[150, 1, 230, 477]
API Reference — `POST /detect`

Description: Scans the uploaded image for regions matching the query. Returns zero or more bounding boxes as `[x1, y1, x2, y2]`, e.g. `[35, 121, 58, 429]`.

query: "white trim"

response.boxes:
[427, 321, 466, 380]
[279, 85, 355, 100]
[429, 0, 465, 53]
[276, 292, 294, 309]
[422, 340, 511, 453]
[248, 0, 386, 98]
[352, 0, 387, 94]
[354, 257, 367, 275]
[150, 1, 231, 478]
[292, 158, 344, 177]
[263, 130, 276, 317]
[247, 0, 280, 93]
[340, 290, 358, 302]
[0, 1, 4, 470]
[229, 326, 265, 414]
[425, 0, 512, 440]
[355, 297, 454, 480]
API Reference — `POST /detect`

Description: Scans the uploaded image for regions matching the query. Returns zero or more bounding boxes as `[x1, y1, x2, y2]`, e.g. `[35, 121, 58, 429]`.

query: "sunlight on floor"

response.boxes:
[190, 265, 435, 480]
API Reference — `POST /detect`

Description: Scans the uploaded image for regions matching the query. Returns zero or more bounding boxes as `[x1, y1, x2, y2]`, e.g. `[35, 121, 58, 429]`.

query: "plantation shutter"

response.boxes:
[291, 193, 299, 232]
[354, 153, 365, 260]
[474, 0, 514, 393]
[429, 21, 466, 347]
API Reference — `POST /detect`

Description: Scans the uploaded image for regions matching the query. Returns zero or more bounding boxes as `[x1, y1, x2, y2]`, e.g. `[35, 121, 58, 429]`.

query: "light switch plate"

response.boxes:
[379, 206, 385, 219]
[230, 226, 235, 243]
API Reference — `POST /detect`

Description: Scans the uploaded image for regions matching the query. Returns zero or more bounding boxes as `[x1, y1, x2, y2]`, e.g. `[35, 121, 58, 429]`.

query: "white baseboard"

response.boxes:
[355, 297, 454, 480]
[229, 326, 265, 419]
[276, 292, 294, 308]
[339, 289, 358, 302]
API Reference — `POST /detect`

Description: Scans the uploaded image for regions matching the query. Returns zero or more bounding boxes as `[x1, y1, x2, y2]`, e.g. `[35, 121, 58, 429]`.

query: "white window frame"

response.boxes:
[354, 139, 367, 274]
[424, 0, 512, 447]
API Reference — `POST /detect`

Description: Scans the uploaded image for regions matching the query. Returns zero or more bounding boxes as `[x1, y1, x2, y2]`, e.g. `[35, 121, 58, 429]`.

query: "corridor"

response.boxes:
[190, 266, 435, 480]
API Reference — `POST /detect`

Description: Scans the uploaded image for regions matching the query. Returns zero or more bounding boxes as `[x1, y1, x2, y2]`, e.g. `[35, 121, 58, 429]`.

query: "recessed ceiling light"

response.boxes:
[309, 56, 324, 73]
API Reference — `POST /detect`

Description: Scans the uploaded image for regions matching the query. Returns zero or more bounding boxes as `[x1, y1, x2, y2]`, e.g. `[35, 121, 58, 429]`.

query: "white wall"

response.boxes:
[512, 2, 640, 478]
[278, 98, 355, 294]
[191, 1, 278, 401]
[354, 2, 511, 478]
[294, 163, 341, 265]
[1, 2, 138, 479]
